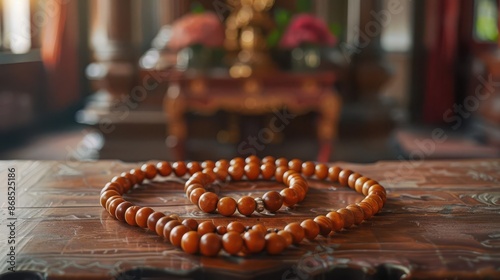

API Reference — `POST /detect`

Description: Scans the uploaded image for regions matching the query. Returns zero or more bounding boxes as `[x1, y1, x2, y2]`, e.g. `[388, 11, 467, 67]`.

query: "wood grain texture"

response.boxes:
[0, 159, 499, 280]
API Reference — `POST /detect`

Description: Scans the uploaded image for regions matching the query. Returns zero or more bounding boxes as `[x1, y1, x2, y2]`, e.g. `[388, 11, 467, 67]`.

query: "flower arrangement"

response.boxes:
[279, 14, 336, 49]
[167, 12, 225, 51]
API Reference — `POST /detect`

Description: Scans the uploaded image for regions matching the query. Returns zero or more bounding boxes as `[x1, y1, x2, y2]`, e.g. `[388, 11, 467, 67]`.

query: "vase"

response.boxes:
[176, 44, 212, 72]
[291, 45, 321, 72]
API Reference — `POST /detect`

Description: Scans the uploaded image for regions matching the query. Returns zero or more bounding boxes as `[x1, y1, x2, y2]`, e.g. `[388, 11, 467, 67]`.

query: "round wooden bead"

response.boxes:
[347, 173, 362, 189]
[314, 215, 333, 236]
[327, 166, 341, 182]
[156, 161, 172, 176]
[135, 207, 155, 228]
[115, 201, 133, 221]
[122, 172, 138, 186]
[111, 176, 131, 191]
[326, 211, 345, 232]
[181, 231, 200, 254]
[202, 168, 217, 182]
[170, 225, 190, 247]
[198, 192, 219, 213]
[101, 182, 123, 195]
[185, 183, 203, 198]
[315, 164, 328, 180]
[182, 218, 199, 231]
[100, 190, 121, 208]
[288, 159, 302, 172]
[244, 162, 260, 180]
[107, 197, 125, 217]
[337, 208, 355, 228]
[187, 161, 202, 175]
[130, 168, 145, 184]
[262, 191, 283, 212]
[163, 220, 182, 240]
[200, 232, 222, 257]
[237, 196, 256, 216]
[217, 197, 237, 216]
[370, 189, 387, 204]
[300, 219, 320, 240]
[363, 197, 380, 214]
[228, 164, 244, 181]
[363, 179, 379, 195]
[367, 194, 384, 209]
[230, 157, 244, 166]
[301, 161, 315, 177]
[188, 172, 211, 185]
[141, 163, 157, 179]
[197, 221, 216, 235]
[357, 202, 374, 219]
[289, 177, 308, 192]
[213, 166, 229, 181]
[108, 179, 126, 194]
[277, 230, 293, 247]
[146, 212, 165, 232]
[265, 233, 286, 255]
[172, 161, 187, 177]
[216, 225, 227, 235]
[245, 155, 260, 164]
[124, 206, 141, 226]
[274, 166, 288, 183]
[284, 222, 305, 244]
[189, 188, 206, 205]
[280, 188, 299, 207]
[243, 230, 266, 253]
[368, 184, 386, 196]
[155, 216, 174, 236]
[104, 195, 122, 212]
[275, 157, 288, 167]
[202, 160, 215, 169]
[282, 170, 297, 185]
[354, 177, 369, 193]
[290, 173, 306, 188]
[105, 195, 121, 213]
[169, 214, 180, 221]
[290, 185, 306, 202]
[261, 156, 275, 164]
[252, 224, 267, 235]
[346, 205, 364, 225]
[260, 163, 275, 180]
[216, 159, 229, 169]
[338, 169, 353, 186]
[222, 231, 244, 255]
[227, 221, 246, 233]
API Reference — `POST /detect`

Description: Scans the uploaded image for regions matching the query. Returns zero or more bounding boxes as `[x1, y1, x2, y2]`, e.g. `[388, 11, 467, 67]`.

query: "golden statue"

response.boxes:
[224, 0, 275, 77]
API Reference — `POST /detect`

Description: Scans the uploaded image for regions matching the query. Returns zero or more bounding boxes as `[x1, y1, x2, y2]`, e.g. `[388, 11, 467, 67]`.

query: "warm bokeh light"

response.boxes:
[2, 0, 31, 54]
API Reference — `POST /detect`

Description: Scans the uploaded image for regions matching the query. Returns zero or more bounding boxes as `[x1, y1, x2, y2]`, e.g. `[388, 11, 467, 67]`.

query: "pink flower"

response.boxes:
[168, 12, 225, 51]
[279, 14, 336, 49]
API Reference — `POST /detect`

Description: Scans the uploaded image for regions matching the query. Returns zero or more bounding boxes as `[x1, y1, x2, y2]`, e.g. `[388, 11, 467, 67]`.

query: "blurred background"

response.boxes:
[0, 0, 499, 163]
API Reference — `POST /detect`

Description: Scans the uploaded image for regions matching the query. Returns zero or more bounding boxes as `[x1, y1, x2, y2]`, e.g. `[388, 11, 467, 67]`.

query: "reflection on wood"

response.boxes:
[0, 159, 499, 279]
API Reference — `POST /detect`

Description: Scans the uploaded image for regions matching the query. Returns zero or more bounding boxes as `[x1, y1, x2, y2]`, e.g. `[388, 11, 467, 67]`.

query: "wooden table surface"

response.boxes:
[1, 159, 499, 280]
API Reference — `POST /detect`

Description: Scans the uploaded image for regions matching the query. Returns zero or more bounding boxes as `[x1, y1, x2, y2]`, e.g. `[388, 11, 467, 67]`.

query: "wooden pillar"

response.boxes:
[86, 0, 137, 108]
[158, 1, 190, 26]
[347, 0, 391, 101]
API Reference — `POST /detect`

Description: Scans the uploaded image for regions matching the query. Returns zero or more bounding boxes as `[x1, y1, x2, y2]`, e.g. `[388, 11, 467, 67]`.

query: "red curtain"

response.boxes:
[40, 0, 80, 112]
[422, 0, 461, 124]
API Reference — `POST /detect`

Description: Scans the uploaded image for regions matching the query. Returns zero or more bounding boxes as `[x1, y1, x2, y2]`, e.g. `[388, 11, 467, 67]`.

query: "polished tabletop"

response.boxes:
[0, 159, 499, 279]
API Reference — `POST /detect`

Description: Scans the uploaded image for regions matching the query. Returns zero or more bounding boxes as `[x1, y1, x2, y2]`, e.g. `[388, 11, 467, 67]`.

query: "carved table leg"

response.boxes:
[317, 90, 342, 162]
[164, 84, 187, 160]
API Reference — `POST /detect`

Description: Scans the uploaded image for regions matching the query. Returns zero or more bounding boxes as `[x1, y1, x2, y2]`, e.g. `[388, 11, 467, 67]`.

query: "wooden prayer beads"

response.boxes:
[99, 156, 387, 256]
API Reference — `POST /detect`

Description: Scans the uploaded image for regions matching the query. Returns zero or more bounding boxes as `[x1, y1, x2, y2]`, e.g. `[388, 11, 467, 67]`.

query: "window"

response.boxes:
[474, 0, 498, 43]
[2, 0, 31, 54]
